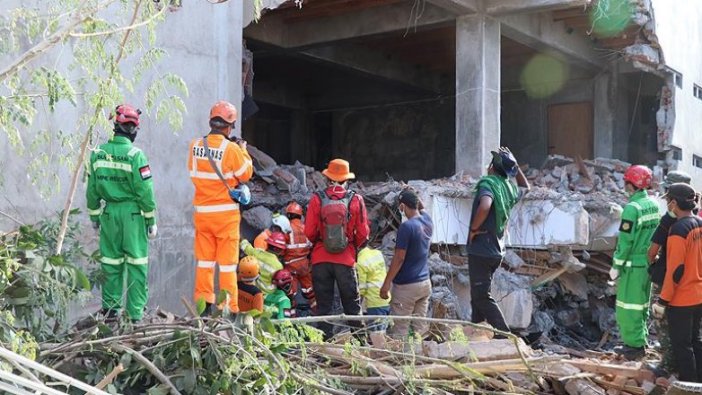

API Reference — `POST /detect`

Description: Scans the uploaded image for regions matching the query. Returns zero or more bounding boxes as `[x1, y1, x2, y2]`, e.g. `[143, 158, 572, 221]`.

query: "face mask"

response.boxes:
[667, 201, 677, 218]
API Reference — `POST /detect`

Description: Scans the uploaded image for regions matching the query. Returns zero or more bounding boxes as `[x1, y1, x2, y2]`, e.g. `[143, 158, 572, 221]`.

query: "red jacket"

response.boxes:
[305, 186, 370, 266]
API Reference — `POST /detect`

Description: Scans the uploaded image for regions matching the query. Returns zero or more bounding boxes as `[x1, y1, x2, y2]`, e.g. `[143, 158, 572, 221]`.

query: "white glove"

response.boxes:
[609, 267, 620, 280]
[147, 225, 158, 239]
[652, 302, 666, 320]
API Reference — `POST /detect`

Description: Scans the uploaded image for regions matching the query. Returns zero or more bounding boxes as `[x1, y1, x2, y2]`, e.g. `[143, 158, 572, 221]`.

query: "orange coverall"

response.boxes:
[285, 218, 315, 304]
[188, 133, 253, 312]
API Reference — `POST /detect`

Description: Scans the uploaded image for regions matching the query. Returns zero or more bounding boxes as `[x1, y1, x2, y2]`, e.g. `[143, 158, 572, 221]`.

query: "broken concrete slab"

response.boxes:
[247, 145, 277, 177]
[565, 378, 606, 395]
[491, 268, 534, 329]
[558, 272, 589, 301]
[504, 249, 526, 269]
[422, 338, 533, 362]
[507, 198, 589, 248]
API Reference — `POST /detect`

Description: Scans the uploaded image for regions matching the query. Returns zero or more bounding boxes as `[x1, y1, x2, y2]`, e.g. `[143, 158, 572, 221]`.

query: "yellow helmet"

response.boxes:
[238, 256, 260, 282]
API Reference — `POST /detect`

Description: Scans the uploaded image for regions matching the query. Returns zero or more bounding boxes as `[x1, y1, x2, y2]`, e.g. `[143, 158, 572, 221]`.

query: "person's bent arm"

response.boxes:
[380, 249, 406, 299]
[648, 242, 661, 264]
[515, 166, 530, 191]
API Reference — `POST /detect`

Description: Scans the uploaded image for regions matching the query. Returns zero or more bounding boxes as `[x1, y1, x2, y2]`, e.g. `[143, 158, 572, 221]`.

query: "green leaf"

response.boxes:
[73, 268, 91, 291]
[183, 369, 196, 393]
[119, 352, 133, 370]
[215, 290, 228, 306]
[195, 298, 206, 315]
[147, 385, 170, 395]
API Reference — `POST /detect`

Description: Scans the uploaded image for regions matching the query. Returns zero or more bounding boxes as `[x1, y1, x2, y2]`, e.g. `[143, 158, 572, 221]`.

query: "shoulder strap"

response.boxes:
[203, 136, 232, 192]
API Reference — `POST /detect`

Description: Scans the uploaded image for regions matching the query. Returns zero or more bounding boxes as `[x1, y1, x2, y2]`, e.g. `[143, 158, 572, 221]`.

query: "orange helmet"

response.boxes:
[209, 101, 238, 124]
[238, 256, 260, 282]
[267, 231, 287, 251]
[286, 201, 303, 218]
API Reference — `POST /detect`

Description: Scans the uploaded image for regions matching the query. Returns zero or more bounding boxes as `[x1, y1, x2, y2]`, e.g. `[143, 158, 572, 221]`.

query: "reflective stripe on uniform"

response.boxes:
[629, 202, 642, 210]
[219, 264, 238, 273]
[357, 257, 384, 267]
[101, 257, 124, 265]
[234, 159, 252, 177]
[286, 256, 306, 264]
[189, 170, 234, 180]
[638, 213, 660, 224]
[126, 256, 148, 265]
[197, 260, 216, 269]
[359, 281, 384, 290]
[260, 262, 278, 274]
[127, 147, 141, 157]
[143, 211, 155, 219]
[88, 208, 102, 216]
[301, 287, 314, 293]
[194, 203, 239, 213]
[613, 258, 625, 267]
[287, 242, 312, 249]
[93, 160, 132, 172]
[616, 300, 649, 311]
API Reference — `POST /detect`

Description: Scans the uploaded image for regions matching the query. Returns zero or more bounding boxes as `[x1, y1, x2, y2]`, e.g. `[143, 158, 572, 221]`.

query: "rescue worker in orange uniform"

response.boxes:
[284, 201, 315, 309]
[188, 101, 254, 315]
[237, 256, 264, 314]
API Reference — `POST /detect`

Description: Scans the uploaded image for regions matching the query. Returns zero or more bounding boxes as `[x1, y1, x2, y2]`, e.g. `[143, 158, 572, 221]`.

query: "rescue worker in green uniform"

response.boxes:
[610, 165, 660, 360]
[86, 104, 157, 322]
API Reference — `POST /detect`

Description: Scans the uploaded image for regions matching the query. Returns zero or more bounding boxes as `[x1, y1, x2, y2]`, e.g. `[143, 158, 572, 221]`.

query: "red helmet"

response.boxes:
[112, 104, 141, 127]
[272, 268, 293, 293]
[286, 201, 303, 217]
[624, 165, 653, 190]
[266, 231, 287, 251]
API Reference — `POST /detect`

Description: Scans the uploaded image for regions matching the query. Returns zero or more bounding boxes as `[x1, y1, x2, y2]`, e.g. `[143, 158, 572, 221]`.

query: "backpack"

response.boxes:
[318, 190, 355, 254]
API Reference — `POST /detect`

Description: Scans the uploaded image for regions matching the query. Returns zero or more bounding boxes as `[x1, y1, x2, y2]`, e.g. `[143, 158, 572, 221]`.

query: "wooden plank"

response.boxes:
[422, 339, 533, 362]
[567, 360, 656, 383]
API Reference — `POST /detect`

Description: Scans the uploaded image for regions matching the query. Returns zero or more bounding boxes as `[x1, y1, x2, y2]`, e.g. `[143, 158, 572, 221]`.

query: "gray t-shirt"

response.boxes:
[467, 187, 521, 258]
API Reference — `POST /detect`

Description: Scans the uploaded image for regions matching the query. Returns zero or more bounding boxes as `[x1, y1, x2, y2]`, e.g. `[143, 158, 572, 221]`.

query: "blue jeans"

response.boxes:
[366, 306, 391, 331]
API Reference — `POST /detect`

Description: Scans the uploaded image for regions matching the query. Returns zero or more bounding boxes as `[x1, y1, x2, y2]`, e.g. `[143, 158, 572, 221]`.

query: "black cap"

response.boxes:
[490, 150, 518, 177]
[663, 183, 697, 202]
[399, 189, 419, 209]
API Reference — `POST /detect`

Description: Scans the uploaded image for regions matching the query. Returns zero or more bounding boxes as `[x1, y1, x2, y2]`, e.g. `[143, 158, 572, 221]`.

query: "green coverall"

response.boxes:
[264, 289, 292, 319]
[86, 136, 156, 320]
[613, 190, 660, 348]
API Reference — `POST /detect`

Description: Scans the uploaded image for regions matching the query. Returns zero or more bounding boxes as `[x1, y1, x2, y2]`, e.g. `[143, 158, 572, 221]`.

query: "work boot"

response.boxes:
[201, 302, 213, 317]
[98, 308, 119, 320]
[615, 345, 646, 361]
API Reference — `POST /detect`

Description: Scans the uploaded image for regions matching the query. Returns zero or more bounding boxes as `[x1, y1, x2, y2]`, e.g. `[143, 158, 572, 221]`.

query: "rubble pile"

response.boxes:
[526, 155, 632, 206]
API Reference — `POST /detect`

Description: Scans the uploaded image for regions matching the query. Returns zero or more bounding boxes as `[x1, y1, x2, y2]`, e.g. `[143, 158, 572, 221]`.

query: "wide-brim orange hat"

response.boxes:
[322, 159, 355, 182]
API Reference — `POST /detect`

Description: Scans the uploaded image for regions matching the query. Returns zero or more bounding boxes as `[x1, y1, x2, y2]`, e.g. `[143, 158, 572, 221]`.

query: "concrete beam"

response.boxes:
[487, 0, 589, 16]
[426, 0, 478, 15]
[245, 2, 455, 49]
[499, 13, 604, 70]
[300, 46, 444, 93]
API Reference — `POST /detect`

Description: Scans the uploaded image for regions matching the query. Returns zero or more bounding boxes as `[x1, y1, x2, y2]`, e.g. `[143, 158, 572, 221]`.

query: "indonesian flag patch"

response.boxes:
[139, 165, 152, 180]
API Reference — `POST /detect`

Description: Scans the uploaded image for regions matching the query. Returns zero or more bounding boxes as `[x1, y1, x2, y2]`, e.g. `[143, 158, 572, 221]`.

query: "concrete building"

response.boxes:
[1, 0, 700, 314]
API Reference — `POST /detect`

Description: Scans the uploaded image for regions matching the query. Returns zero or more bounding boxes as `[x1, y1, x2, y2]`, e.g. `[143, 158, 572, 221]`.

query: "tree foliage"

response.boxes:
[0, 0, 188, 198]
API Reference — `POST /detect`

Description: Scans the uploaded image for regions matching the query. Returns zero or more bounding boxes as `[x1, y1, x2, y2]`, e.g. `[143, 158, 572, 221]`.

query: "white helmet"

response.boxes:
[270, 213, 292, 234]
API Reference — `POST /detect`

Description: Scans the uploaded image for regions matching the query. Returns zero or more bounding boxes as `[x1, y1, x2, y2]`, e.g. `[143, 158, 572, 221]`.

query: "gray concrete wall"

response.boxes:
[0, 1, 245, 315]
[651, 0, 702, 189]
[331, 99, 455, 181]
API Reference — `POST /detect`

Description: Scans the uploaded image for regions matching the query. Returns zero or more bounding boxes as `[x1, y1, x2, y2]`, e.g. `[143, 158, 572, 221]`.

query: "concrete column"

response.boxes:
[216, 1, 243, 137]
[594, 71, 615, 159]
[455, 14, 501, 176]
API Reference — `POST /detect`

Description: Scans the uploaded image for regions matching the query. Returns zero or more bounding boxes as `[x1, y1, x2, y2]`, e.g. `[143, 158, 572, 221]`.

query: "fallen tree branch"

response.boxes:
[109, 344, 182, 395]
[93, 363, 124, 391]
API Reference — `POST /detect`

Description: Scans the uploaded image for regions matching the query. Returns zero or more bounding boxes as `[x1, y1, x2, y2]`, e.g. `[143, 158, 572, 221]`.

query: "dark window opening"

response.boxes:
[694, 84, 702, 100]
[671, 146, 683, 161]
[694, 154, 702, 168]
[667, 67, 683, 88]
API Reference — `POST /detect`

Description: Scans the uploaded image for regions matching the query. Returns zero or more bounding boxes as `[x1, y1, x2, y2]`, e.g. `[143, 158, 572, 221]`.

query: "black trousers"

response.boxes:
[468, 254, 510, 334]
[312, 263, 362, 340]
[667, 304, 702, 382]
